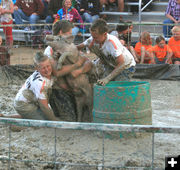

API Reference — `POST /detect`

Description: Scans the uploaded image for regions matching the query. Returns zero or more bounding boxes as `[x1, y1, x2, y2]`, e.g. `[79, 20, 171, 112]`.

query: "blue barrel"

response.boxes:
[93, 81, 152, 138]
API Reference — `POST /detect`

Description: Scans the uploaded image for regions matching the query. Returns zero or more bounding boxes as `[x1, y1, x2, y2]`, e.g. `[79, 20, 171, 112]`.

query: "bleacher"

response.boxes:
[0, 0, 169, 46]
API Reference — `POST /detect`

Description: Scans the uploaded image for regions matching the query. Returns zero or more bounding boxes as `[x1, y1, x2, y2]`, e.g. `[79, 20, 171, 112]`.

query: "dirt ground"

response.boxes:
[10, 47, 42, 65]
[0, 47, 180, 169]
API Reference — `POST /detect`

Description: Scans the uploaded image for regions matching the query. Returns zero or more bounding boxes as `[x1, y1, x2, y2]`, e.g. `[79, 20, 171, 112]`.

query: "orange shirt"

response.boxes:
[168, 37, 180, 58]
[135, 42, 152, 56]
[151, 44, 172, 61]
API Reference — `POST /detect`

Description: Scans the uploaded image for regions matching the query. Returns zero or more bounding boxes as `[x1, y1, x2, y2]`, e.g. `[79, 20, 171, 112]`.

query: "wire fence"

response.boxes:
[0, 22, 178, 48]
[0, 118, 180, 169]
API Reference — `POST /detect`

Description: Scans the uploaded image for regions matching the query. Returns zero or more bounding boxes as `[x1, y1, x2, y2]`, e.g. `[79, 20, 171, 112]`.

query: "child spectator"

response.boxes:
[135, 31, 154, 64]
[0, 36, 10, 65]
[110, 20, 139, 63]
[168, 26, 180, 64]
[150, 36, 172, 64]
[55, 0, 85, 36]
[79, 0, 100, 24]
[0, 0, 14, 48]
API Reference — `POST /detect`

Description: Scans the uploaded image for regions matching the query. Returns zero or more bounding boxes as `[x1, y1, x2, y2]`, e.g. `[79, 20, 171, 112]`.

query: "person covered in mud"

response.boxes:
[44, 20, 93, 121]
[0, 51, 83, 120]
[77, 18, 136, 86]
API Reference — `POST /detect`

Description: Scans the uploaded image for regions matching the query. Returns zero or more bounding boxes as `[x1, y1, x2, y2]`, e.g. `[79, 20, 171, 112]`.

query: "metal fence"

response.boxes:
[0, 118, 180, 170]
[0, 22, 178, 48]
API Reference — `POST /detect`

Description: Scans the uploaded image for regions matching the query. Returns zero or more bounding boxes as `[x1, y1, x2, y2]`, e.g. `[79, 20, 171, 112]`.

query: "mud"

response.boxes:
[0, 78, 180, 169]
[0, 47, 179, 169]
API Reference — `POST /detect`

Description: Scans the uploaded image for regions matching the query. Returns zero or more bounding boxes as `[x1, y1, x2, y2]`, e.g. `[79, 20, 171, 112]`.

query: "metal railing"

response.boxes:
[0, 118, 180, 170]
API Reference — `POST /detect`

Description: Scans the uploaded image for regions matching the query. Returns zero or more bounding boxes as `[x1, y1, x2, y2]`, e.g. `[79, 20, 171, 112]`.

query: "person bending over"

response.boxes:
[77, 18, 136, 86]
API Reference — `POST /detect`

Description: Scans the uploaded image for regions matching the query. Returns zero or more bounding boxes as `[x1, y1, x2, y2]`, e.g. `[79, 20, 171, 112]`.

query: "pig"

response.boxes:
[46, 35, 93, 122]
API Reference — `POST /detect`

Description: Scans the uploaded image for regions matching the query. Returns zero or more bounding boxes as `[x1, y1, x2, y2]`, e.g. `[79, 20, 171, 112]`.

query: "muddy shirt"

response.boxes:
[83, 33, 136, 69]
[15, 70, 54, 103]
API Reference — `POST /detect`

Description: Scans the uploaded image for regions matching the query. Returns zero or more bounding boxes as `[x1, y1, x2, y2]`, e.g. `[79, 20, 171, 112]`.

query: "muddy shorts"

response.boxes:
[14, 100, 48, 120]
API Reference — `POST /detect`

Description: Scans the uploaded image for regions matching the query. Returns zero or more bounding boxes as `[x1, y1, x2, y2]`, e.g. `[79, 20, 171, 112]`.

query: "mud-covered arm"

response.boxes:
[71, 58, 93, 78]
[76, 43, 86, 51]
[53, 57, 86, 77]
[38, 99, 60, 121]
[97, 54, 125, 86]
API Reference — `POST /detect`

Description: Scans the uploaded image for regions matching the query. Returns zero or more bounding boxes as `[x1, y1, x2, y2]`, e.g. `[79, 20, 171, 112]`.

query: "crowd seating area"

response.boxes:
[0, 0, 170, 46]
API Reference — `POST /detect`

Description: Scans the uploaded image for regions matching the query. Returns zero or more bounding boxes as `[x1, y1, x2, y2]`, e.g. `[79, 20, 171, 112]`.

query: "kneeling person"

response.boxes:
[13, 52, 59, 121]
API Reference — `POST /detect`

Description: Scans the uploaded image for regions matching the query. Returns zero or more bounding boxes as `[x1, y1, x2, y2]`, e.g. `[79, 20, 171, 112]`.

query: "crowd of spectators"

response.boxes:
[0, 0, 179, 65]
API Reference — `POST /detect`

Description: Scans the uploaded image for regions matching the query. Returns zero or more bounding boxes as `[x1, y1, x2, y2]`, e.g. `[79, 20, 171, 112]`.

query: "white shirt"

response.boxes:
[44, 46, 53, 58]
[83, 33, 136, 68]
[15, 71, 54, 103]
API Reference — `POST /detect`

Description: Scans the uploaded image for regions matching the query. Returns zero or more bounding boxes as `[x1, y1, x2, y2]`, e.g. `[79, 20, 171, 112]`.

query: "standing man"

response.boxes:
[77, 18, 136, 86]
[13, 0, 44, 30]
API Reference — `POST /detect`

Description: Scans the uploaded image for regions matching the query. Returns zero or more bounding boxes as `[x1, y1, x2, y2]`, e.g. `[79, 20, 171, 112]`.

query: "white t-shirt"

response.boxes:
[44, 46, 53, 58]
[83, 33, 136, 68]
[15, 71, 54, 103]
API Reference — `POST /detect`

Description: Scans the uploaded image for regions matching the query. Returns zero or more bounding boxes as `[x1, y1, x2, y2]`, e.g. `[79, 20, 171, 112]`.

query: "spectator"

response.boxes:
[135, 31, 154, 64]
[79, 0, 100, 24]
[77, 18, 136, 86]
[110, 20, 139, 63]
[55, 0, 85, 36]
[0, 35, 10, 65]
[168, 26, 180, 64]
[46, 0, 63, 25]
[100, 0, 124, 12]
[150, 36, 172, 64]
[163, 0, 180, 38]
[13, 0, 44, 30]
[0, 0, 14, 48]
[40, 0, 50, 20]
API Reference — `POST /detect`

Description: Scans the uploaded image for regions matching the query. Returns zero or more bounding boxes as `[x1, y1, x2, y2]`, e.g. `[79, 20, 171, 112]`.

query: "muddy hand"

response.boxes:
[97, 78, 109, 86]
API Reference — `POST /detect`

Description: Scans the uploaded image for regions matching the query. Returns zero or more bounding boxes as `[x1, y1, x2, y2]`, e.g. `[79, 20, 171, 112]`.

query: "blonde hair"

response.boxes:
[33, 52, 49, 67]
[171, 26, 180, 33]
[62, 0, 72, 7]
[139, 31, 152, 45]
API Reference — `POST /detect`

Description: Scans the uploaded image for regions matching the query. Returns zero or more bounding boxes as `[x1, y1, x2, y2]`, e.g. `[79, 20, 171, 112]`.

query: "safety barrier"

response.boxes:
[0, 118, 180, 169]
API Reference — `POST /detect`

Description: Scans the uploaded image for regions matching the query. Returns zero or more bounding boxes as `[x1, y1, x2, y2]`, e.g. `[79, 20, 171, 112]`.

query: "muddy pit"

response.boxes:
[0, 47, 180, 169]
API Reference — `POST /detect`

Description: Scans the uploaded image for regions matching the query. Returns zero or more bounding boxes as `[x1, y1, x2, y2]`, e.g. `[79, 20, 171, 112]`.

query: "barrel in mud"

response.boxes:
[93, 81, 152, 138]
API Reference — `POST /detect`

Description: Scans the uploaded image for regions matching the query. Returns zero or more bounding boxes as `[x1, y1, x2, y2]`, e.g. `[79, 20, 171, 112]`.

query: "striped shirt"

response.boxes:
[165, 0, 180, 20]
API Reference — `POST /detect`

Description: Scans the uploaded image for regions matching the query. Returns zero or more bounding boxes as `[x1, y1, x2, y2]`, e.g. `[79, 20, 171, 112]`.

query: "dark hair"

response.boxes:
[52, 20, 73, 35]
[116, 20, 132, 32]
[90, 18, 108, 34]
[156, 35, 165, 44]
